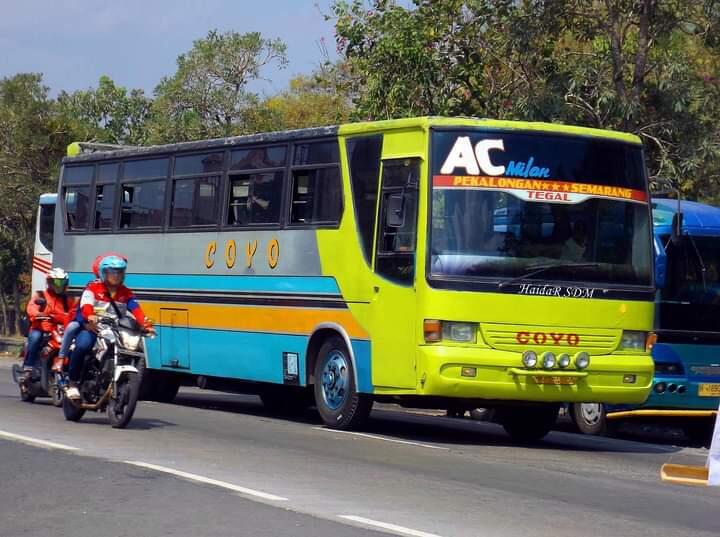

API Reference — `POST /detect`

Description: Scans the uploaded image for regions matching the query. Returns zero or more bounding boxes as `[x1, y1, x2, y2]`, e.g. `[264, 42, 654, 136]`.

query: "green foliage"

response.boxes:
[148, 30, 288, 142]
[0, 73, 72, 330]
[56, 75, 152, 146]
[331, 0, 720, 202]
[247, 63, 353, 132]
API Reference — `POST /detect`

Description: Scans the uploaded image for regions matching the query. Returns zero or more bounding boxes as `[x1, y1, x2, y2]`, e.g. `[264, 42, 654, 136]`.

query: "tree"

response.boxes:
[331, 0, 720, 201]
[56, 75, 152, 146]
[0, 73, 70, 333]
[148, 30, 288, 143]
[247, 61, 353, 132]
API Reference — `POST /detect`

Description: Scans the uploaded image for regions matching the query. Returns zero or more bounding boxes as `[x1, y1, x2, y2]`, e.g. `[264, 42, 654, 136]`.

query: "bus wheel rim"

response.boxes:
[580, 403, 602, 424]
[321, 351, 349, 410]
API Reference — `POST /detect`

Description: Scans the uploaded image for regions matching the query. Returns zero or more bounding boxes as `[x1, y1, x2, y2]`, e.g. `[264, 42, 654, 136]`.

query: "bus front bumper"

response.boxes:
[417, 345, 653, 404]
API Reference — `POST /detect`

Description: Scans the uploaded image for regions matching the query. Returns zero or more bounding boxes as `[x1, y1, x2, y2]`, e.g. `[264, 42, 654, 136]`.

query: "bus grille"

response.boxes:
[480, 324, 621, 355]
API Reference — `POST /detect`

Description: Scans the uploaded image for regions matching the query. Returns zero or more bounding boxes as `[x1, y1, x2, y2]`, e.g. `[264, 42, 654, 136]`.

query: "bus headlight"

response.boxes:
[575, 352, 590, 370]
[542, 352, 556, 369]
[620, 331, 646, 351]
[557, 353, 571, 368]
[441, 322, 477, 343]
[522, 350, 538, 368]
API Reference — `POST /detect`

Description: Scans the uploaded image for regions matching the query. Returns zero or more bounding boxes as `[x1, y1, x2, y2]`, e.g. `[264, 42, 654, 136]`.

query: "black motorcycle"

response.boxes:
[11, 316, 64, 407]
[62, 315, 149, 429]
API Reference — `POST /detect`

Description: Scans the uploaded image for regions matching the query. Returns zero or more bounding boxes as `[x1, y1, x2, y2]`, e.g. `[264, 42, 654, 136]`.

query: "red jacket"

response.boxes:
[26, 290, 76, 332]
[78, 280, 145, 325]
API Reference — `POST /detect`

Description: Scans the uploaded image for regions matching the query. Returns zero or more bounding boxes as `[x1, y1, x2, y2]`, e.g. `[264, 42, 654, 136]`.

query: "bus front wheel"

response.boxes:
[313, 335, 372, 430]
[498, 404, 559, 443]
[570, 403, 609, 436]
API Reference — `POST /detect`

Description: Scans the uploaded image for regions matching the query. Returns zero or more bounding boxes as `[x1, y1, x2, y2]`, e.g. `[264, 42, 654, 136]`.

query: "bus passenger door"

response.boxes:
[160, 308, 190, 370]
[370, 158, 420, 389]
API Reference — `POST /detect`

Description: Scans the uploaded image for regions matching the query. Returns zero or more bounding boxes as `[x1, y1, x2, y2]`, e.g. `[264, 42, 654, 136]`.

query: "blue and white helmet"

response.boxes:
[98, 255, 127, 283]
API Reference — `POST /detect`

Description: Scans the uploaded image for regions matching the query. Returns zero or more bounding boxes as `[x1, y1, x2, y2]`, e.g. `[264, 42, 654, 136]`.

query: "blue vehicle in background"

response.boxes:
[570, 198, 720, 444]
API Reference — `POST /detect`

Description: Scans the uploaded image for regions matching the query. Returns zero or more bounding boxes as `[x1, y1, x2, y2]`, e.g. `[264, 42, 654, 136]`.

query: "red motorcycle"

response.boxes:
[12, 316, 65, 407]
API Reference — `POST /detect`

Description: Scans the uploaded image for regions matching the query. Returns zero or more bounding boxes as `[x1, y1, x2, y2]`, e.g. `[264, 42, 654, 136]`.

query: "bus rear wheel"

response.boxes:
[498, 404, 559, 443]
[313, 335, 372, 430]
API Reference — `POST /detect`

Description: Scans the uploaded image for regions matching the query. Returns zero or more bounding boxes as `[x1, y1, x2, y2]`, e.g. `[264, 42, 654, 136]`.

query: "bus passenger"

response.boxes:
[65, 255, 153, 400]
[562, 221, 589, 261]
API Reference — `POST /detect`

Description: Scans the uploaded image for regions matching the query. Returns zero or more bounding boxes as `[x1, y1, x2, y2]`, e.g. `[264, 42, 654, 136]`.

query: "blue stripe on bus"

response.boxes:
[68, 272, 341, 295]
[144, 327, 373, 393]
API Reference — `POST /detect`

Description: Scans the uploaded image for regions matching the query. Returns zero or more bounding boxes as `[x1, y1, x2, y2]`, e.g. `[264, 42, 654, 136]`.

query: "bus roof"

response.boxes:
[652, 198, 720, 236]
[63, 117, 641, 164]
[39, 193, 57, 205]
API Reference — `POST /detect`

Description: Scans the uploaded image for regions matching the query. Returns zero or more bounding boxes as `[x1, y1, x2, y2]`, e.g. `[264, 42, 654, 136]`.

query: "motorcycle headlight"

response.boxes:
[120, 331, 141, 351]
[100, 328, 117, 344]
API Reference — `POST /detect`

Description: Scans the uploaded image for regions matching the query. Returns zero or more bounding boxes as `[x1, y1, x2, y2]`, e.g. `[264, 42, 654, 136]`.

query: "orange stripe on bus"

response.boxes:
[141, 301, 369, 339]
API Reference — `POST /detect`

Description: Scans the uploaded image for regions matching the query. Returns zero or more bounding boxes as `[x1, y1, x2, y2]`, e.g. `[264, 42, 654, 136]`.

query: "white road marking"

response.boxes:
[0, 430, 80, 452]
[339, 515, 444, 537]
[123, 460, 288, 501]
[313, 427, 448, 450]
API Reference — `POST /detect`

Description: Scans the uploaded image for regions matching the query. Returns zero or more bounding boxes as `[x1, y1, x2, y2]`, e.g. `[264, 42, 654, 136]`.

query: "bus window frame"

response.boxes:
[285, 138, 343, 230]
[61, 164, 96, 233]
[168, 150, 227, 231]
[93, 161, 120, 232]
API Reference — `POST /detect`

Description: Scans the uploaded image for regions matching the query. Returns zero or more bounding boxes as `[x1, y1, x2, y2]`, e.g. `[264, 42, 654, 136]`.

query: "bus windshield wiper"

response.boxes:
[498, 262, 601, 289]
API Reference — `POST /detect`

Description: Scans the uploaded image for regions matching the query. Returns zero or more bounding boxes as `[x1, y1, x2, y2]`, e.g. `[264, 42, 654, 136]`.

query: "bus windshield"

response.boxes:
[659, 235, 720, 332]
[429, 130, 652, 287]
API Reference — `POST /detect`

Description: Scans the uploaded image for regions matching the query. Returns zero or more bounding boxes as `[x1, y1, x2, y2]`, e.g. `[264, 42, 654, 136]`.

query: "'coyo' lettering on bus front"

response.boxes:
[204, 238, 280, 270]
[516, 331, 580, 346]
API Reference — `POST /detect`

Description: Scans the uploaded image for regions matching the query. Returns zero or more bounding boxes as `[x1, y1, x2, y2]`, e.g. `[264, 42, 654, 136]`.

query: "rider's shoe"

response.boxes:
[20, 366, 33, 384]
[65, 384, 81, 401]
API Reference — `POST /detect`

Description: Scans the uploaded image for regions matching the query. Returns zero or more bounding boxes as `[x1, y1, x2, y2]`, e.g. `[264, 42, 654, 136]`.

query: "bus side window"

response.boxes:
[347, 135, 383, 264]
[290, 167, 342, 225]
[227, 172, 284, 226]
[38, 204, 55, 252]
[375, 159, 420, 285]
[64, 186, 91, 231]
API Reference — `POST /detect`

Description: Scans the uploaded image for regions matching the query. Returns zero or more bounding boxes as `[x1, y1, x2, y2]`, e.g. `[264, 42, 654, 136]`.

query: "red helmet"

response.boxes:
[92, 252, 127, 278]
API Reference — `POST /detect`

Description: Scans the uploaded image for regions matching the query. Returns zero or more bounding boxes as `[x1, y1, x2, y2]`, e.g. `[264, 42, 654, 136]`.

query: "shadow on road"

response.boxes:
[172, 389, 683, 455]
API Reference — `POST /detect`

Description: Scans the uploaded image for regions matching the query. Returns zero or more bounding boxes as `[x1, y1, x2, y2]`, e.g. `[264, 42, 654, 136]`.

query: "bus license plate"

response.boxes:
[533, 376, 577, 386]
[698, 383, 720, 397]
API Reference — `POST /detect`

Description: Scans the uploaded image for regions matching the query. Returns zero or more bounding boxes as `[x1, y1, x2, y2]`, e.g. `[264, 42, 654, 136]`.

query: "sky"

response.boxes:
[0, 0, 339, 97]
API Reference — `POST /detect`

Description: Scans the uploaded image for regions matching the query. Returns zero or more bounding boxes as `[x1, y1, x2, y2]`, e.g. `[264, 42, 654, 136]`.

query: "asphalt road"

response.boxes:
[0, 360, 718, 537]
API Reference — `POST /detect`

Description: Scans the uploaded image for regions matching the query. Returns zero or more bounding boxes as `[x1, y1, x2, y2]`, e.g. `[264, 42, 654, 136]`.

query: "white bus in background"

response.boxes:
[31, 193, 56, 294]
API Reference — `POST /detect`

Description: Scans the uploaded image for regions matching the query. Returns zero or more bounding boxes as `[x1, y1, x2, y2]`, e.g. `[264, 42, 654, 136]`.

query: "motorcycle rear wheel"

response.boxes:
[13, 364, 36, 403]
[107, 373, 141, 429]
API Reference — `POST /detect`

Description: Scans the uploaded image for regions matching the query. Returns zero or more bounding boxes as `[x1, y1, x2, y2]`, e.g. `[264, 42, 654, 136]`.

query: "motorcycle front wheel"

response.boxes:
[107, 373, 141, 429]
[49, 374, 64, 407]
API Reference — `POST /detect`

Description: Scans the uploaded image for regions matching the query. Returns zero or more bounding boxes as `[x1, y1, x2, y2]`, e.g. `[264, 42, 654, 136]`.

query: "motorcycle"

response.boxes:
[62, 315, 149, 429]
[11, 316, 65, 407]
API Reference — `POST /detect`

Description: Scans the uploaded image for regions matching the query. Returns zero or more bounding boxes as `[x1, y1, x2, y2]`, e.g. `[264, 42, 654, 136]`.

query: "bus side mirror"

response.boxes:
[671, 212, 684, 246]
[386, 194, 405, 228]
[654, 236, 667, 289]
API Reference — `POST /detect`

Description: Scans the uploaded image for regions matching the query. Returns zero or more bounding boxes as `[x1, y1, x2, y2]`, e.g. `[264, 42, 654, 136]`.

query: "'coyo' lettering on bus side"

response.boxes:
[204, 238, 280, 271]
[515, 331, 580, 346]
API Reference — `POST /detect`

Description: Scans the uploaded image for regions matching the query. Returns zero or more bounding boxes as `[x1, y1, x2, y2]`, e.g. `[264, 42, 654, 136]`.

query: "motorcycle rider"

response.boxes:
[65, 255, 154, 400]
[52, 252, 128, 373]
[22, 268, 75, 382]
